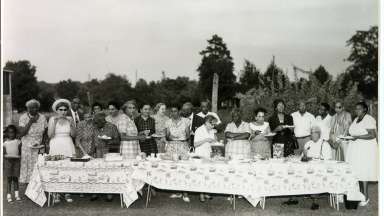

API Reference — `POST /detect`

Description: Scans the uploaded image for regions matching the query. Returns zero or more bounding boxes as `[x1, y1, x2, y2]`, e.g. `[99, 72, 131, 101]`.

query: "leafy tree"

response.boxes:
[262, 60, 288, 93]
[313, 65, 331, 84]
[56, 79, 81, 99]
[346, 26, 378, 99]
[197, 34, 237, 107]
[37, 81, 56, 112]
[239, 60, 263, 93]
[4, 60, 40, 111]
[134, 78, 155, 106]
[95, 73, 134, 106]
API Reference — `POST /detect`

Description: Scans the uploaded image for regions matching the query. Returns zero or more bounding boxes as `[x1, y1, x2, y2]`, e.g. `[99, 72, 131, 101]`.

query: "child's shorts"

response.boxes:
[3, 158, 20, 177]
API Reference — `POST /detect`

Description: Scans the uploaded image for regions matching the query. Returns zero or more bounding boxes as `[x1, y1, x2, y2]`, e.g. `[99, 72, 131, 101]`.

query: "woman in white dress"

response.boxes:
[346, 102, 378, 206]
[249, 107, 271, 158]
[194, 115, 218, 202]
[194, 115, 218, 159]
[48, 99, 76, 203]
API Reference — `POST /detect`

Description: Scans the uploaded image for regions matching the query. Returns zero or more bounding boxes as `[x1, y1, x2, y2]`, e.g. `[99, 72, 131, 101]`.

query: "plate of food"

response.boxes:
[70, 157, 91, 162]
[338, 135, 354, 140]
[191, 156, 203, 163]
[151, 133, 165, 138]
[30, 144, 44, 149]
[264, 132, 276, 137]
[98, 135, 111, 140]
[4, 155, 20, 159]
[45, 155, 65, 161]
[211, 142, 224, 147]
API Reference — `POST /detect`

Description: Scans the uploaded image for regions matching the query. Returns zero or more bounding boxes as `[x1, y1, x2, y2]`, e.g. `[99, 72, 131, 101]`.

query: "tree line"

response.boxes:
[4, 26, 377, 114]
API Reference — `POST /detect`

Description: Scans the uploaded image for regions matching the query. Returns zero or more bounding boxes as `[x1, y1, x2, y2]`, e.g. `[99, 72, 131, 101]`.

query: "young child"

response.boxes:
[3, 125, 22, 202]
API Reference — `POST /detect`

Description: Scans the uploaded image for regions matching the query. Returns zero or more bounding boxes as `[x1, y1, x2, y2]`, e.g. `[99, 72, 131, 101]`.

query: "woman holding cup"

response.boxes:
[164, 105, 191, 202]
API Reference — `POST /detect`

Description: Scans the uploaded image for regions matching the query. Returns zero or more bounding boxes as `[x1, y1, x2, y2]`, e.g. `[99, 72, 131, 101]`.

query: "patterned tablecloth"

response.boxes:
[25, 155, 144, 207]
[131, 158, 365, 207]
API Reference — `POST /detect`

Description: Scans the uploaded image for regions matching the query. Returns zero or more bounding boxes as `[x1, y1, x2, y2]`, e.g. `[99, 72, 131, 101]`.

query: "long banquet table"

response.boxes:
[25, 155, 144, 207]
[26, 155, 364, 209]
[131, 157, 365, 208]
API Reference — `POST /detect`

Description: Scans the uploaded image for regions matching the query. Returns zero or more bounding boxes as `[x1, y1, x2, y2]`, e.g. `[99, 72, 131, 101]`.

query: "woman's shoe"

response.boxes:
[182, 195, 190, 203]
[64, 194, 73, 203]
[200, 194, 205, 202]
[54, 194, 61, 203]
[204, 194, 212, 200]
[359, 199, 370, 206]
[311, 203, 319, 210]
[282, 199, 298, 205]
[169, 193, 183, 199]
[90, 195, 98, 201]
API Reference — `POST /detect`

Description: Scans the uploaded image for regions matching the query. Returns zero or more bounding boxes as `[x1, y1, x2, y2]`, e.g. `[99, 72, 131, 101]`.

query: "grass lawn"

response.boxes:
[3, 181, 378, 216]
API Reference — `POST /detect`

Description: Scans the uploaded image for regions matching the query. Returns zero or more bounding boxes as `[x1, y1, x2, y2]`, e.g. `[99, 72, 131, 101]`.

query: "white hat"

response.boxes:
[52, 99, 71, 112]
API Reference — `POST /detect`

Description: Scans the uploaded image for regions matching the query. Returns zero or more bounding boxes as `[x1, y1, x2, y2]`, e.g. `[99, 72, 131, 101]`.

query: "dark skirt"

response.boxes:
[4, 158, 21, 177]
[139, 139, 158, 156]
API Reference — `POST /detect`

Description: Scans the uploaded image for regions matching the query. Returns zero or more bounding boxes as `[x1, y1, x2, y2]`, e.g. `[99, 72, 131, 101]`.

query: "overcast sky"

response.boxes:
[3, 0, 378, 83]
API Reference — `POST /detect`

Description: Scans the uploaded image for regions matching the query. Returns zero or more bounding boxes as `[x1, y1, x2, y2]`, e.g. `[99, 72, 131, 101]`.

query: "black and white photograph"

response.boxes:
[1, 0, 381, 215]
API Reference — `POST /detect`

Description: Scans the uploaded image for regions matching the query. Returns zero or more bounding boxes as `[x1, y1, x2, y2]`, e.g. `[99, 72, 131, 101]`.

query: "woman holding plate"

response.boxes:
[19, 99, 48, 184]
[47, 99, 76, 203]
[345, 102, 378, 206]
[120, 101, 144, 159]
[268, 99, 296, 158]
[249, 107, 272, 158]
[165, 105, 191, 158]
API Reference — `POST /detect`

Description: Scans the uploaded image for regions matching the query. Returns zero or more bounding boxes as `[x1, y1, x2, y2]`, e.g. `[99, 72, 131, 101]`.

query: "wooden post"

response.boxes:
[212, 73, 219, 113]
[87, 91, 92, 107]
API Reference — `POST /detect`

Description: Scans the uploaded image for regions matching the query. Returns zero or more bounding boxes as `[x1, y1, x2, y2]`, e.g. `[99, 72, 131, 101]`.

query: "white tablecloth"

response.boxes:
[131, 158, 365, 207]
[25, 155, 144, 207]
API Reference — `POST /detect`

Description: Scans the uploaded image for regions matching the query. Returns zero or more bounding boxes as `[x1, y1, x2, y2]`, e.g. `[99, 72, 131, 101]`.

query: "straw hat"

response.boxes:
[52, 99, 71, 112]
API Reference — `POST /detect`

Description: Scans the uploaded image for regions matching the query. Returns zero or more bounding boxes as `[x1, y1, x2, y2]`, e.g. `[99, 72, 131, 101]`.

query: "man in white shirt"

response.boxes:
[314, 103, 332, 141]
[303, 126, 332, 160]
[69, 97, 83, 127]
[196, 101, 222, 124]
[291, 101, 315, 155]
[181, 102, 204, 150]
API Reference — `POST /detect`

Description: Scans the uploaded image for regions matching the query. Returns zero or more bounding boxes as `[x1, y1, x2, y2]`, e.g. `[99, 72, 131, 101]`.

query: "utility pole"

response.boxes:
[271, 55, 275, 95]
[212, 73, 219, 113]
[135, 70, 138, 85]
[87, 73, 92, 107]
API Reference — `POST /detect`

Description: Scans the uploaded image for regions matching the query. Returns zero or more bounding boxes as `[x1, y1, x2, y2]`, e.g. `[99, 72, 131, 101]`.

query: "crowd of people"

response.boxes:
[3, 97, 378, 207]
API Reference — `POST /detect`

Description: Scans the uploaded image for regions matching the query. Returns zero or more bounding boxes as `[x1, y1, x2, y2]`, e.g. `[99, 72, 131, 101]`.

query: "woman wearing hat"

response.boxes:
[48, 99, 76, 157]
[19, 99, 48, 184]
[48, 99, 76, 203]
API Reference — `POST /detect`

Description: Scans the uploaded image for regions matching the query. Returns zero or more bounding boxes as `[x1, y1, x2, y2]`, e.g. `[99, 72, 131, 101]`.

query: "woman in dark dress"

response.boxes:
[268, 99, 297, 157]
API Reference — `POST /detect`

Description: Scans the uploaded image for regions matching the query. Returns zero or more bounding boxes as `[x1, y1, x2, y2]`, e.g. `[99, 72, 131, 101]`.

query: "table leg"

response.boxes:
[261, 197, 266, 209]
[233, 195, 236, 210]
[120, 194, 123, 208]
[336, 194, 339, 211]
[145, 185, 151, 208]
[48, 192, 51, 207]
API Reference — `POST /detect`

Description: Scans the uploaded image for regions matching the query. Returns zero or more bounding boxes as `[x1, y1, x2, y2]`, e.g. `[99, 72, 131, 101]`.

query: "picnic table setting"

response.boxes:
[25, 151, 365, 211]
